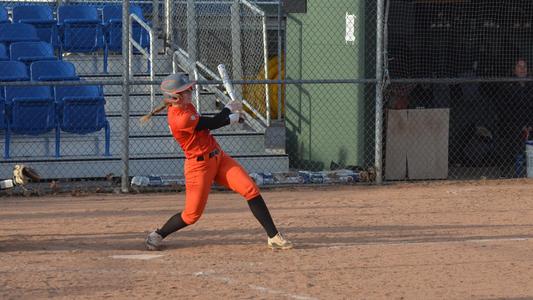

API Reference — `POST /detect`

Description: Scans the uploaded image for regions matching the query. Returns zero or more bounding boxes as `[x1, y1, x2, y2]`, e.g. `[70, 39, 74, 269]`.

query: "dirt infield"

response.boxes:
[2, 179, 533, 299]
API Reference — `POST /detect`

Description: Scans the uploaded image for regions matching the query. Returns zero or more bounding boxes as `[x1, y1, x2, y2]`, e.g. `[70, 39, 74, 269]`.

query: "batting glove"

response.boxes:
[225, 100, 242, 113]
[229, 113, 240, 124]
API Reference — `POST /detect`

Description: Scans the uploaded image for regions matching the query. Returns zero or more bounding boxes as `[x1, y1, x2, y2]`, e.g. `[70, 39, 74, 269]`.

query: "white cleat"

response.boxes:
[268, 232, 293, 250]
[145, 231, 163, 251]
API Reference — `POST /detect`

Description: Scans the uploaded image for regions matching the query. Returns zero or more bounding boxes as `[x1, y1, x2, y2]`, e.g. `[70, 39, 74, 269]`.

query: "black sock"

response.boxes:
[247, 195, 279, 238]
[156, 212, 189, 239]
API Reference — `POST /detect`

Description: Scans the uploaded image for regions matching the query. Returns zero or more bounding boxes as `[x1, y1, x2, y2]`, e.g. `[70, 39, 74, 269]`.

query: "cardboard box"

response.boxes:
[385, 109, 449, 180]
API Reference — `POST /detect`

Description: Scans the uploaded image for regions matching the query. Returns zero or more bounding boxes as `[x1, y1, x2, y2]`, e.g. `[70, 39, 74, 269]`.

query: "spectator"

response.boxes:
[387, 83, 434, 110]
[387, 83, 415, 109]
[496, 58, 533, 176]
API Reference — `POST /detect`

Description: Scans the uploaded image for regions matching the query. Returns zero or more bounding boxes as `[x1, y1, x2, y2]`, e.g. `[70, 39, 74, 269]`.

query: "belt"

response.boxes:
[196, 149, 219, 161]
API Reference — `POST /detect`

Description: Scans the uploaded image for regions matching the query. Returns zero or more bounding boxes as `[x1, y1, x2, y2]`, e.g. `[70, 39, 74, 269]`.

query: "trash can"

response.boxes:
[527, 141, 533, 178]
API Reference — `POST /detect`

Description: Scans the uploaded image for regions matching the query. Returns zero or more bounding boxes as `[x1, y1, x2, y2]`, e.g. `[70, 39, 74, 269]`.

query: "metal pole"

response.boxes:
[261, 8, 270, 126]
[150, 24, 155, 111]
[165, 0, 172, 50]
[187, 0, 197, 63]
[277, 0, 282, 121]
[231, 0, 244, 102]
[186, 0, 200, 111]
[375, 0, 385, 185]
[121, 0, 131, 193]
[152, 0, 159, 53]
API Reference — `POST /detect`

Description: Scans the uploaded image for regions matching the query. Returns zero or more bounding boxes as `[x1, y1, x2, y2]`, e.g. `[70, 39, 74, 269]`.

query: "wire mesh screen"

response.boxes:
[387, 0, 533, 78]
[385, 0, 533, 180]
[282, 0, 377, 181]
[285, 83, 376, 172]
[1, 0, 383, 195]
[195, 2, 233, 73]
[0, 0, 134, 192]
[7, 0, 533, 195]
[170, 1, 269, 120]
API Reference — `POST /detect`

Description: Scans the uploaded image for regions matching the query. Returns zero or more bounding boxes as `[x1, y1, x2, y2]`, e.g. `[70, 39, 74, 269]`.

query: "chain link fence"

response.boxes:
[1, 0, 532, 195]
[0, 0, 162, 193]
[283, 0, 377, 178]
[385, 0, 533, 180]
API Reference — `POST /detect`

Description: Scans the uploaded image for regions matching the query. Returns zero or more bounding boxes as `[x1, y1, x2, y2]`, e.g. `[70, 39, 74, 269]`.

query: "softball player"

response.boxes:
[145, 73, 292, 251]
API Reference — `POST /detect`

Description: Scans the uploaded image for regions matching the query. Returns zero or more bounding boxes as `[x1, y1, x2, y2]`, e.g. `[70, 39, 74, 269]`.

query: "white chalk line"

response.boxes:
[469, 237, 528, 243]
[194, 270, 318, 300]
[110, 254, 164, 260]
[305, 237, 530, 249]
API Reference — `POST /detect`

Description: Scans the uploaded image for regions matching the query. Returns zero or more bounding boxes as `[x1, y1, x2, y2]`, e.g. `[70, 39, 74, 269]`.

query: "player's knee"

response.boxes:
[243, 183, 260, 200]
[181, 212, 202, 225]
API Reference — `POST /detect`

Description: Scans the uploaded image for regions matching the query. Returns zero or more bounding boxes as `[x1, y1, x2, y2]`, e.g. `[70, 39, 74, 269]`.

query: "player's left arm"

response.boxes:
[195, 107, 239, 131]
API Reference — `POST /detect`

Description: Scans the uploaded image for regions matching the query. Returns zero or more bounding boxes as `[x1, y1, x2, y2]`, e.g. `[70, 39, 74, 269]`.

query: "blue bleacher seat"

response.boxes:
[0, 94, 5, 129]
[4, 85, 58, 158]
[0, 97, 5, 155]
[57, 5, 104, 56]
[102, 4, 150, 73]
[12, 5, 59, 49]
[0, 56, 6, 134]
[30, 60, 79, 81]
[0, 60, 30, 81]
[5, 85, 55, 134]
[0, 43, 8, 60]
[0, 60, 30, 99]
[0, 6, 9, 24]
[10, 41, 57, 66]
[0, 61, 30, 158]
[103, 4, 148, 51]
[0, 23, 39, 54]
[55, 84, 110, 156]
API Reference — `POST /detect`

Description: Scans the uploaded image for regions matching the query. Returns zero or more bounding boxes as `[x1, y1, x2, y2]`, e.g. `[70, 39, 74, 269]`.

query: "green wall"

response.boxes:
[285, 0, 369, 170]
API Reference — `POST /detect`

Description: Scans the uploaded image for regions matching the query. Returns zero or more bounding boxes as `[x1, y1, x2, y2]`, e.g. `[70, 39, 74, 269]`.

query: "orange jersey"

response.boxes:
[167, 103, 220, 159]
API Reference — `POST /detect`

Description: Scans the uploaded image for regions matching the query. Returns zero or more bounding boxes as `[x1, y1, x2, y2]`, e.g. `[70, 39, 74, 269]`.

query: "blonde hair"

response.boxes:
[139, 102, 169, 123]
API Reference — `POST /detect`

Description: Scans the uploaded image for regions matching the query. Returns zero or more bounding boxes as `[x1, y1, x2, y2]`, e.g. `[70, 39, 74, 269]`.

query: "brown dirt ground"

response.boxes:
[2, 179, 533, 300]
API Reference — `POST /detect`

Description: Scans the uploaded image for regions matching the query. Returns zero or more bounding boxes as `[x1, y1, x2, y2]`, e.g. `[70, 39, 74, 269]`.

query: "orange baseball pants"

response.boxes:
[181, 149, 260, 224]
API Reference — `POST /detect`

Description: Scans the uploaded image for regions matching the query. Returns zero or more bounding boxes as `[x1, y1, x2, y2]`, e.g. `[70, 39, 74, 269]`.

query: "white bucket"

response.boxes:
[527, 141, 533, 178]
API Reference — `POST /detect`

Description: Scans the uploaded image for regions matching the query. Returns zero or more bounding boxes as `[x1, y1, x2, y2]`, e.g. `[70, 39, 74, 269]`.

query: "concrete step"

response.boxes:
[97, 81, 224, 95]
[78, 73, 168, 94]
[80, 72, 170, 81]
[103, 92, 221, 114]
[0, 154, 289, 180]
[107, 113, 248, 135]
[1, 130, 266, 158]
[63, 52, 172, 75]
[102, 82, 159, 95]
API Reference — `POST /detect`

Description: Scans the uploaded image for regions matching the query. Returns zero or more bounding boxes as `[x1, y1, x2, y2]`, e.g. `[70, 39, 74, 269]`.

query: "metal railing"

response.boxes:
[172, 47, 268, 132]
[129, 13, 155, 111]
[169, 0, 272, 128]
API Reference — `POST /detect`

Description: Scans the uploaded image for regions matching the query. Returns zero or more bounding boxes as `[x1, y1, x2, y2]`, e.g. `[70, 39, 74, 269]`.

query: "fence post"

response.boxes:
[164, 0, 172, 50]
[187, 0, 197, 63]
[186, 0, 200, 111]
[231, 1, 244, 101]
[152, 0, 159, 53]
[277, 0, 282, 123]
[121, 0, 131, 193]
[375, 0, 385, 184]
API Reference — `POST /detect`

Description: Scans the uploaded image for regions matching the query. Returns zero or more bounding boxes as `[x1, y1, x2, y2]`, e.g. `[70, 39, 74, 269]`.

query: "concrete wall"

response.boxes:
[285, 0, 370, 170]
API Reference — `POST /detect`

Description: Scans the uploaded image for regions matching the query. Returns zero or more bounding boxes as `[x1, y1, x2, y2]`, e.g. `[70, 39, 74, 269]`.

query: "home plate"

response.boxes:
[110, 254, 164, 260]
